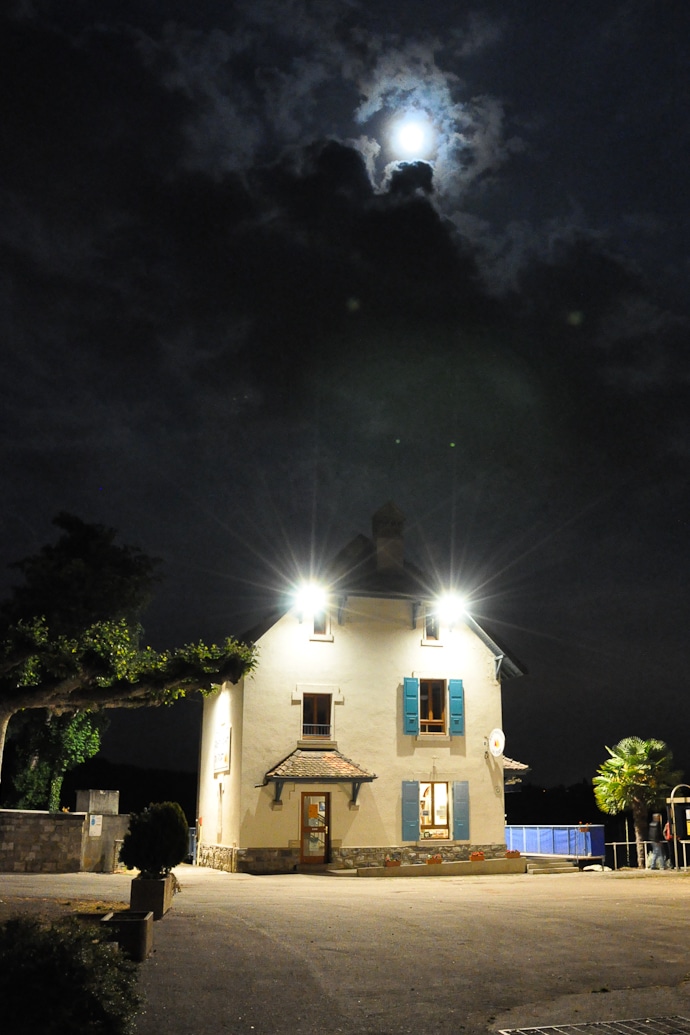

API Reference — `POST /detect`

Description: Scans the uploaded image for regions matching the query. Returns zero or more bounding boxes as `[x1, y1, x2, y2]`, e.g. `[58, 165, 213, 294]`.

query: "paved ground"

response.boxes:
[1, 865, 689, 1035]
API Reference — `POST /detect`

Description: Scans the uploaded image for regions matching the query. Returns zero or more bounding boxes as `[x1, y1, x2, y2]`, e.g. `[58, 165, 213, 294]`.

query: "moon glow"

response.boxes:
[391, 113, 435, 158]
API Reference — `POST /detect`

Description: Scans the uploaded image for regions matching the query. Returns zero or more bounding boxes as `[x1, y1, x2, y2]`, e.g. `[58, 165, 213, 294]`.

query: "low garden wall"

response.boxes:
[0, 807, 130, 873]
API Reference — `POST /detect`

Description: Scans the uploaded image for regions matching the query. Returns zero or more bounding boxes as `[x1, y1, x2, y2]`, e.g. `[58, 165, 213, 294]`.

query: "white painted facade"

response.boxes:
[197, 507, 523, 873]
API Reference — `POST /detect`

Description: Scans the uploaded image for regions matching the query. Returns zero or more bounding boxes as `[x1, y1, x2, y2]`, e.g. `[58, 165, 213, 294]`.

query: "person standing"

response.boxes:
[647, 812, 666, 869]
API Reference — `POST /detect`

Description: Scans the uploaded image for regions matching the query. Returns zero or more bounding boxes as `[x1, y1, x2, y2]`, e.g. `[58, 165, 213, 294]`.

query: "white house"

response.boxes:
[197, 503, 525, 873]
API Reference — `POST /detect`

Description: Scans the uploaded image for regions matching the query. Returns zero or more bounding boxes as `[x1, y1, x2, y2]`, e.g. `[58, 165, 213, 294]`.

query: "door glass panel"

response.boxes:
[301, 793, 329, 862]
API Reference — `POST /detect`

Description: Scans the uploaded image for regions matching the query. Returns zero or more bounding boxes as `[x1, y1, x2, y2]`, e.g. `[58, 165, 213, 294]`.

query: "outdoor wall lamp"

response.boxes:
[294, 581, 328, 623]
[434, 592, 467, 629]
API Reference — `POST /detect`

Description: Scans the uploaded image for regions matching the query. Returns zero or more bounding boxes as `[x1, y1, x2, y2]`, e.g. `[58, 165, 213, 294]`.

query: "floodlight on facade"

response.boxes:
[294, 581, 328, 620]
[434, 592, 467, 628]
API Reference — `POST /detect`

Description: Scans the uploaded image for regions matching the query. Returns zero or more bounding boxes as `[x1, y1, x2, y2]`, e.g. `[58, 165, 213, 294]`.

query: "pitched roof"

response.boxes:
[241, 504, 526, 680]
[503, 755, 530, 771]
[264, 749, 376, 783]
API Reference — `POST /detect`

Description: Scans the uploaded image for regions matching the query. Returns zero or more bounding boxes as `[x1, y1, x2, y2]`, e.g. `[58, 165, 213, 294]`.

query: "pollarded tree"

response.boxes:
[0, 514, 257, 790]
[593, 736, 682, 868]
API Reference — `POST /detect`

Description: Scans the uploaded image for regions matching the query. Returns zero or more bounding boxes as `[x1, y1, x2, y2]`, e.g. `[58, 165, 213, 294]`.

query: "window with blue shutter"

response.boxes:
[403, 677, 419, 734]
[402, 780, 420, 841]
[452, 781, 470, 840]
[448, 679, 464, 735]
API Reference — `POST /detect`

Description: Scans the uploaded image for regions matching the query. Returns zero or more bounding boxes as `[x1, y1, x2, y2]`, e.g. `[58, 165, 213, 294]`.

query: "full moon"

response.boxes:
[391, 114, 434, 159]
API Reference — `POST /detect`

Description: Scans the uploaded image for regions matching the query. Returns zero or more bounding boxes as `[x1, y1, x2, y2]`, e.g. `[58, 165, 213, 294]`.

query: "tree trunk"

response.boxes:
[632, 799, 649, 869]
[49, 774, 64, 813]
[0, 708, 14, 789]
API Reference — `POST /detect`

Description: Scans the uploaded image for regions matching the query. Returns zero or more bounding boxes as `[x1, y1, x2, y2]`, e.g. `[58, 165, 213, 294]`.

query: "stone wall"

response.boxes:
[197, 842, 238, 872]
[0, 808, 131, 873]
[0, 809, 85, 873]
[331, 842, 507, 870]
[198, 841, 508, 874]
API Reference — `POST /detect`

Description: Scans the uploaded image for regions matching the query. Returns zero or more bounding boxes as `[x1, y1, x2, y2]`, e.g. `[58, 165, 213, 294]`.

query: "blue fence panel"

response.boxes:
[505, 825, 605, 857]
[553, 827, 570, 854]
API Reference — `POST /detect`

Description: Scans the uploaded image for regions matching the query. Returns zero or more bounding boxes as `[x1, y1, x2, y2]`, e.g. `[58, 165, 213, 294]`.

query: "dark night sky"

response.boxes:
[2, 0, 690, 788]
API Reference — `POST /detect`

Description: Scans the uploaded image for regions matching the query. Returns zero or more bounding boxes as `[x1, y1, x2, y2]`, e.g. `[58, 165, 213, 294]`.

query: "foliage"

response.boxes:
[0, 514, 257, 786]
[593, 736, 682, 867]
[0, 915, 141, 1034]
[119, 800, 190, 878]
[0, 512, 160, 637]
[2, 710, 105, 811]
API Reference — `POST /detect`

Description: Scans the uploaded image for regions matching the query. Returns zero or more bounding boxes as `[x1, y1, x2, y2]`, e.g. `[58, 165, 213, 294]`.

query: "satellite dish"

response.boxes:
[488, 728, 505, 757]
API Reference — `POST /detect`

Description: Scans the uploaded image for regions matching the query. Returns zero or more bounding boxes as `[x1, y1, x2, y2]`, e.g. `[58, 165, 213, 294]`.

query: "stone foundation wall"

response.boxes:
[198, 841, 507, 874]
[0, 809, 85, 873]
[236, 847, 300, 874]
[197, 843, 238, 872]
[331, 843, 507, 870]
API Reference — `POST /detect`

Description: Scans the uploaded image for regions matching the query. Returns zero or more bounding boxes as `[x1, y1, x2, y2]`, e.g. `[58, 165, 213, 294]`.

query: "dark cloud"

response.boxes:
[1, 0, 689, 786]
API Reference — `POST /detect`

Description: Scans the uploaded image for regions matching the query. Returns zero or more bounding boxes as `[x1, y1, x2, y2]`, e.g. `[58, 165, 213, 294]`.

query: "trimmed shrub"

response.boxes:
[119, 800, 189, 879]
[0, 916, 141, 1034]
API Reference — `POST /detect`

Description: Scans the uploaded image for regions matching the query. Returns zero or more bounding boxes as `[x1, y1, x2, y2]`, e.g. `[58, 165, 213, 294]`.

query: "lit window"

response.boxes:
[403, 677, 464, 737]
[302, 693, 332, 738]
[419, 678, 445, 734]
[420, 782, 449, 839]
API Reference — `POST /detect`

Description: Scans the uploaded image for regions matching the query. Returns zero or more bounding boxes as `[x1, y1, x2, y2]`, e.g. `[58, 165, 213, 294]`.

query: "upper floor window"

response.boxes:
[302, 693, 332, 738]
[313, 608, 328, 636]
[419, 678, 445, 733]
[403, 677, 464, 736]
[424, 611, 440, 641]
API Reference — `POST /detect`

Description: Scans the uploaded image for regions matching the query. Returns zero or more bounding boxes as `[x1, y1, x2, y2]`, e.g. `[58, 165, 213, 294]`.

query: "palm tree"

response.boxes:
[593, 737, 682, 868]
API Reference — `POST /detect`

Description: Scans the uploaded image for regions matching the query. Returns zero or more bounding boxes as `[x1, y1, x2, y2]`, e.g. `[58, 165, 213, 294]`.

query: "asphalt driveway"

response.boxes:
[1, 866, 689, 1035]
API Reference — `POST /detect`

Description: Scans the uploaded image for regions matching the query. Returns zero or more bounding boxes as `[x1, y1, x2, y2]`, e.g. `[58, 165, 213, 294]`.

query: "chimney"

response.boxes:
[372, 502, 405, 571]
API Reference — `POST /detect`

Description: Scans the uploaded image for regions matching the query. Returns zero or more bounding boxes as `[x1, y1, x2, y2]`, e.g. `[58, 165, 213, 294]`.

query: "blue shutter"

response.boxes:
[402, 781, 420, 841]
[452, 781, 470, 841]
[403, 677, 419, 735]
[448, 679, 464, 735]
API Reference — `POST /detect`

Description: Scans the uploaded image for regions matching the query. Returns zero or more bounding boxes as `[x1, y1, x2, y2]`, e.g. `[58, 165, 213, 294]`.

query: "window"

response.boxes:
[402, 780, 470, 841]
[302, 693, 332, 738]
[403, 677, 464, 736]
[424, 611, 440, 641]
[313, 608, 328, 636]
[419, 678, 445, 733]
[420, 781, 449, 839]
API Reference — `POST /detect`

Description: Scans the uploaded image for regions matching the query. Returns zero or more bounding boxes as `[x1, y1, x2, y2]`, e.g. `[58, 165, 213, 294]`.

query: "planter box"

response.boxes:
[130, 874, 175, 920]
[102, 911, 153, 962]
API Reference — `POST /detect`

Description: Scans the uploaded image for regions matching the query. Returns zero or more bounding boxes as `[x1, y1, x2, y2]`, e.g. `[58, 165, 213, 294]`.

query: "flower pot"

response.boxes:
[469, 852, 485, 862]
[130, 874, 175, 920]
[384, 859, 401, 867]
[102, 911, 154, 962]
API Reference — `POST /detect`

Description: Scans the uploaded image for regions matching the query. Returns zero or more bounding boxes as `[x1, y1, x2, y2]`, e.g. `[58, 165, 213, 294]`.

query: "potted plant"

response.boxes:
[469, 850, 485, 862]
[119, 801, 189, 919]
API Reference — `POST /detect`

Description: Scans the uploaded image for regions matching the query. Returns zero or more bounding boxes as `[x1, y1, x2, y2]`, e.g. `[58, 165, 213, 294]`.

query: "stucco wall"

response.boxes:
[199, 594, 512, 867]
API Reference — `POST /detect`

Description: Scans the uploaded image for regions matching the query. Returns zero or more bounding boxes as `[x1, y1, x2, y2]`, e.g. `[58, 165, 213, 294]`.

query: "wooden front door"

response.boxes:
[300, 792, 330, 864]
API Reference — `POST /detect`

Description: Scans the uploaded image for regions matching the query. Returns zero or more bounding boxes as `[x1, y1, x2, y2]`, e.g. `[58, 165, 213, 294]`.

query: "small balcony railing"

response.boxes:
[302, 724, 332, 738]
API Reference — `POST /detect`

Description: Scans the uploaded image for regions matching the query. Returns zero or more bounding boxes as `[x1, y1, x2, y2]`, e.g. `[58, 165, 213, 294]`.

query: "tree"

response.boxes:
[0, 514, 257, 789]
[593, 736, 682, 868]
[3, 709, 106, 811]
